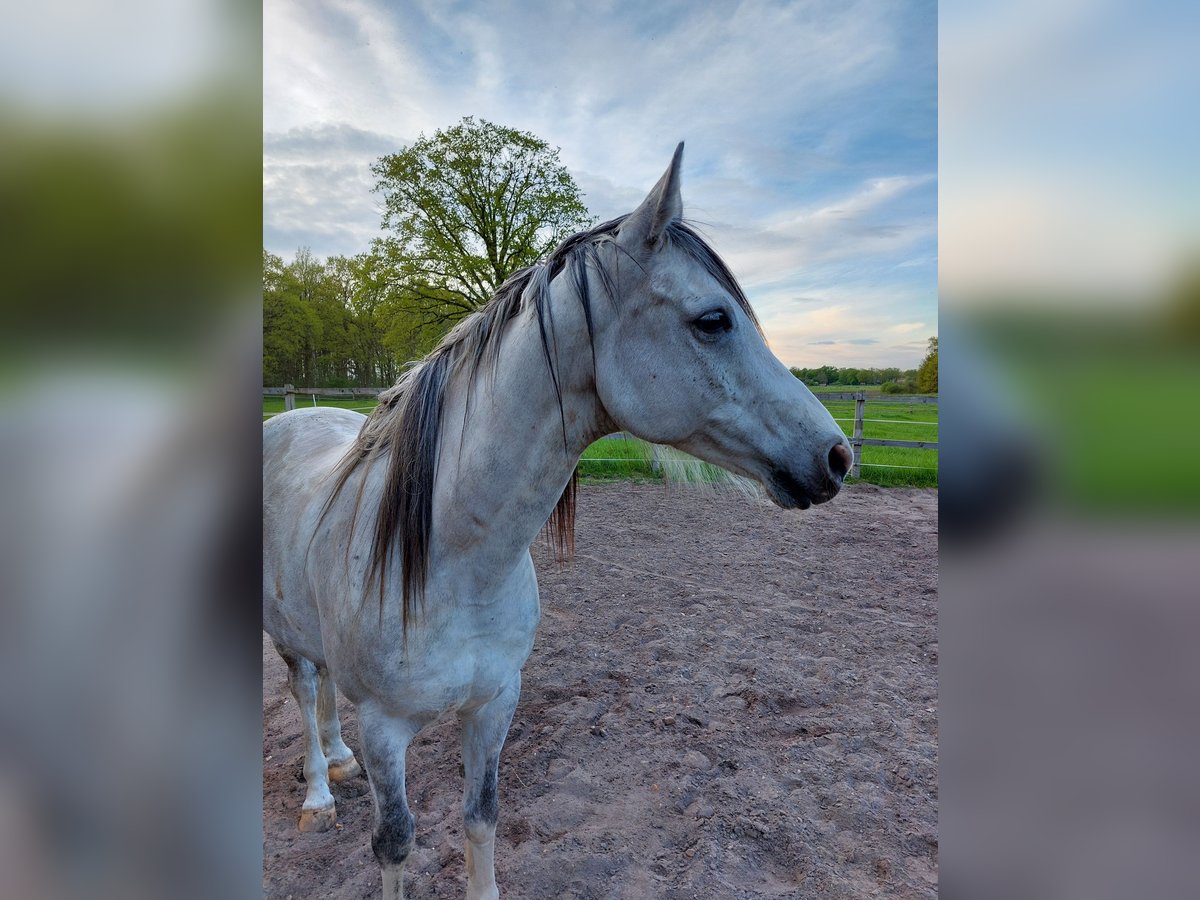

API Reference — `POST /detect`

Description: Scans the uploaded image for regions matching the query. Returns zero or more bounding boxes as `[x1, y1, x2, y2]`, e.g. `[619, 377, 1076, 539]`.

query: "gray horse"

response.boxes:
[263, 144, 852, 899]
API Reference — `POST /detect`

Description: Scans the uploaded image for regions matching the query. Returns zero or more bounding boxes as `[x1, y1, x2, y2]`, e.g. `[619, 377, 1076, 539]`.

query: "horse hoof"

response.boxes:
[299, 803, 337, 833]
[328, 756, 362, 782]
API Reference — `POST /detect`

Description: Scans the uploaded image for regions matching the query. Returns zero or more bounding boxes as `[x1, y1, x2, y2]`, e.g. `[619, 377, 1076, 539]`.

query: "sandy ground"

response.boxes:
[263, 482, 938, 898]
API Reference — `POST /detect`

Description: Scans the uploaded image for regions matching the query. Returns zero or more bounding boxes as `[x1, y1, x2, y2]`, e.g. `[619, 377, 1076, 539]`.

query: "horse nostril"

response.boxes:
[828, 441, 853, 480]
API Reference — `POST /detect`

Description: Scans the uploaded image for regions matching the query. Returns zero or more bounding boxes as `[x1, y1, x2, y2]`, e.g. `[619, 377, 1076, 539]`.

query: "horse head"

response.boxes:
[591, 144, 853, 508]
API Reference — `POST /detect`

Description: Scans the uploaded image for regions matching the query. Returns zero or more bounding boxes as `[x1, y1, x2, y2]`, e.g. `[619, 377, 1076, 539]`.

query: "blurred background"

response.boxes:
[940, 1, 1199, 898]
[0, 0, 1196, 898]
[0, 1, 262, 898]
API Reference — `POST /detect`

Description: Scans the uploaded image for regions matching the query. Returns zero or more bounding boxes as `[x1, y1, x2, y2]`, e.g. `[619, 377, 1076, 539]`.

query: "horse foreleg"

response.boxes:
[316, 667, 361, 782]
[359, 705, 419, 900]
[458, 674, 521, 900]
[275, 644, 336, 833]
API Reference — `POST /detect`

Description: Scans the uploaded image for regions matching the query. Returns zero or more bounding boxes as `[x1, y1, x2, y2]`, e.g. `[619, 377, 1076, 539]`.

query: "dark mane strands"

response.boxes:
[318, 217, 756, 630]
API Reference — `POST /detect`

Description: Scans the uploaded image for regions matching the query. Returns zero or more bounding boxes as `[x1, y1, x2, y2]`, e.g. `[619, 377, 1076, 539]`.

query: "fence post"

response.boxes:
[283, 384, 296, 412]
[850, 391, 865, 479]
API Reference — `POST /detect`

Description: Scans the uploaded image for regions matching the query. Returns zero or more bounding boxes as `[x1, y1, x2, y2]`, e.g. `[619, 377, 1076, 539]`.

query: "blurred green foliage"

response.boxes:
[970, 301, 1200, 513]
[0, 89, 260, 359]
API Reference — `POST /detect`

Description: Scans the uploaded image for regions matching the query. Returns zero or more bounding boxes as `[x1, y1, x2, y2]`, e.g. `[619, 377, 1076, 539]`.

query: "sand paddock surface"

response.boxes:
[264, 482, 938, 898]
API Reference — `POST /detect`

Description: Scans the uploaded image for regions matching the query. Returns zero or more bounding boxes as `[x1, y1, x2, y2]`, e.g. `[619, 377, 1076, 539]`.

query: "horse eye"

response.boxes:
[694, 310, 732, 335]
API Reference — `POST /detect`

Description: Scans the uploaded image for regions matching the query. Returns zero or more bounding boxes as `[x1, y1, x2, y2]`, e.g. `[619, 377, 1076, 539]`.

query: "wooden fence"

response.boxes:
[266, 385, 381, 410]
[265, 386, 938, 479]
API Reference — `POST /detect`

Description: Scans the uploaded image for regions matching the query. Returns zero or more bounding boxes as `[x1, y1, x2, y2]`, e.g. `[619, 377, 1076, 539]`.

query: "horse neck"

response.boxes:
[430, 284, 613, 577]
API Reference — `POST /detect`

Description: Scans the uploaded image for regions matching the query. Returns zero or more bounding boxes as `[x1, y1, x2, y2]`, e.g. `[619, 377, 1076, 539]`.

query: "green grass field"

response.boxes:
[578, 437, 659, 481]
[1002, 353, 1198, 512]
[264, 392, 939, 488]
[262, 395, 376, 416]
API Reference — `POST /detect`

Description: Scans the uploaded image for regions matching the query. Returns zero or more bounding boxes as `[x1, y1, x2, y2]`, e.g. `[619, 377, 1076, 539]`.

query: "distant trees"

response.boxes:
[788, 365, 915, 390]
[916, 336, 938, 393]
[1165, 262, 1200, 341]
[786, 341, 936, 394]
[263, 249, 320, 386]
[370, 117, 593, 328]
[262, 248, 444, 387]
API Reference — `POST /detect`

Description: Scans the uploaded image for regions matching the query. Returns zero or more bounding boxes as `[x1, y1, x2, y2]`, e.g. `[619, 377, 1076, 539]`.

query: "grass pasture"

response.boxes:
[578, 436, 657, 480]
[264, 392, 939, 488]
[262, 395, 376, 416]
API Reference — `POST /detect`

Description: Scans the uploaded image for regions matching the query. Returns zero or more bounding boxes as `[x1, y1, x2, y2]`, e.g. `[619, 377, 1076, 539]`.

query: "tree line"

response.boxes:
[789, 338, 937, 393]
[789, 364, 914, 388]
[263, 247, 442, 387]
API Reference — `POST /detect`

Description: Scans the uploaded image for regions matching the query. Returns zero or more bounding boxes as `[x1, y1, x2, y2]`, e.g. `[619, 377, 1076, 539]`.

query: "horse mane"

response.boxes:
[320, 217, 759, 631]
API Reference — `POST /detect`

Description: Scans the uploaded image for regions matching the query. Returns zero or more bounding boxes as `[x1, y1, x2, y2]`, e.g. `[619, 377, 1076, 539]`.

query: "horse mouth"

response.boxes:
[766, 468, 840, 510]
[766, 469, 813, 510]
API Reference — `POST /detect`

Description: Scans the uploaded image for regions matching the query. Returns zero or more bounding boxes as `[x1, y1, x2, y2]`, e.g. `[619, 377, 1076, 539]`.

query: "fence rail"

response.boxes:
[264, 386, 938, 479]
[268, 384, 382, 410]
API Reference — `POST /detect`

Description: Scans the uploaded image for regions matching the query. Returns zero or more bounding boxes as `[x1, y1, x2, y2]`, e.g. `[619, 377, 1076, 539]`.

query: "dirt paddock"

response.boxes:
[263, 482, 938, 898]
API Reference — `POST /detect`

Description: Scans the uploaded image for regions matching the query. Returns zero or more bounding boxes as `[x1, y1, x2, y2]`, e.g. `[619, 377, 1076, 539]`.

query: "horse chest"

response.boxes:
[435, 593, 540, 701]
[334, 587, 540, 718]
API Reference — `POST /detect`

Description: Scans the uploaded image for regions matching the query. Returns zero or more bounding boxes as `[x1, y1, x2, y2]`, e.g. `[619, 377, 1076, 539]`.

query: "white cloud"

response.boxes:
[755, 283, 935, 369]
[770, 175, 936, 232]
[263, 123, 401, 258]
[706, 173, 937, 289]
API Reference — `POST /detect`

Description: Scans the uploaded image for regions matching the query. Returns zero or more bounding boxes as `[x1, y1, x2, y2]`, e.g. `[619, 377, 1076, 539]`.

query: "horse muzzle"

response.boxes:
[765, 438, 852, 509]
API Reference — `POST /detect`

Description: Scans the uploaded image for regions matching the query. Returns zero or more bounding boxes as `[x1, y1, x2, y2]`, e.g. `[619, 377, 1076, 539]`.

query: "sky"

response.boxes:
[264, 0, 937, 369]
[939, 0, 1200, 307]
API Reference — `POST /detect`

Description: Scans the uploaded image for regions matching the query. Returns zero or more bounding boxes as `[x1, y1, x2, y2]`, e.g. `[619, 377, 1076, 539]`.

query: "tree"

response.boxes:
[263, 249, 321, 385]
[263, 245, 462, 388]
[371, 117, 594, 328]
[917, 336, 938, 393]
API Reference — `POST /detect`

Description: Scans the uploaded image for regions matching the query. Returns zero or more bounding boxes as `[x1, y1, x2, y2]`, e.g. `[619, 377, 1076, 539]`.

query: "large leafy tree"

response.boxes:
[348, 251, 444, 380]
[370, 117, 593, 327]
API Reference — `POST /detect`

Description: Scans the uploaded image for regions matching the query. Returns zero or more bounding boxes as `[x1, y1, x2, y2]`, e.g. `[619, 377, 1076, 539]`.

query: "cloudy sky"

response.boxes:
[264, 0, 936, 368]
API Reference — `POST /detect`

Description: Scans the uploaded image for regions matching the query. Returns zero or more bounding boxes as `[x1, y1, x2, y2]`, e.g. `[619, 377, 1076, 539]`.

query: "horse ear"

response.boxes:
[620, 142, 684, 251]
